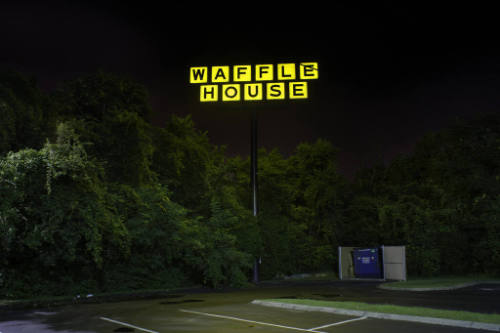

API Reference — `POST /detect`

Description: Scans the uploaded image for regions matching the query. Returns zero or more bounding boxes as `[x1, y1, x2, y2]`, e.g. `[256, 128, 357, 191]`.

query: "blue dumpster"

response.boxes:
[353, 248, 381, 278]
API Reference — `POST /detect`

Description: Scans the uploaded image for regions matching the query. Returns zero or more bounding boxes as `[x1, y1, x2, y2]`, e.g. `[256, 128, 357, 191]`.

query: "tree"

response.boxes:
[0, 123, 128, 297]
[350, 113, 500, 276]
[254, 140, 347, 278]
[286, 140, 347, 273]
[52, 72, 155, 186]
[182, 201, 253, 288]
[53, 71, 152, 122]
[0, 70, 55, 155]
[151, 115, 214, 213]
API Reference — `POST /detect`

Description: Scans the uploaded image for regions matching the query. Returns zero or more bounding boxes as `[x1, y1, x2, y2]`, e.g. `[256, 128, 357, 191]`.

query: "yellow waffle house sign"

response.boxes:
[189, 62, 318, 102]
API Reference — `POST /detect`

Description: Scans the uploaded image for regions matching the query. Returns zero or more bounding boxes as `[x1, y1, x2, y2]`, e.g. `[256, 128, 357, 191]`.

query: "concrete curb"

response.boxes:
[251, 300, 500, 332]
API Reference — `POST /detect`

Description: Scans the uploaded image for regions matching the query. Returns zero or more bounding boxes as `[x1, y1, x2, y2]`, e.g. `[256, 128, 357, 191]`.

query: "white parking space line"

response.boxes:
[100, 317, 159, 333]
[309, 316, 368, 330]
[180, 309, 327, 333]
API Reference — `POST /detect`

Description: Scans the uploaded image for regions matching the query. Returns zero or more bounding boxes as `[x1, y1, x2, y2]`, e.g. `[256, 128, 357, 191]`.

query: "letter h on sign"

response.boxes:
[201, 85, 218, 102]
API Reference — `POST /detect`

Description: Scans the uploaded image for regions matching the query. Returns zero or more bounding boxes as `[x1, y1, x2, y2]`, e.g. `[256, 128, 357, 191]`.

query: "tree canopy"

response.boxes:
[1, 70, 498, 298]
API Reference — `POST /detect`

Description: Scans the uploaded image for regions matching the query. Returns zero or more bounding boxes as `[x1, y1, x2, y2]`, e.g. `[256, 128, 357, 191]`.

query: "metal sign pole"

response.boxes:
[189, 62, 319, 285]
[251, 108, 259, 284]
[251, 108, 258, 217]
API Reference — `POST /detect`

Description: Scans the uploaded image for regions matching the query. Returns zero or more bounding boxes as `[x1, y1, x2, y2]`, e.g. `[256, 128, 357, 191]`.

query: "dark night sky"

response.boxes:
[1, 1, 499, 177]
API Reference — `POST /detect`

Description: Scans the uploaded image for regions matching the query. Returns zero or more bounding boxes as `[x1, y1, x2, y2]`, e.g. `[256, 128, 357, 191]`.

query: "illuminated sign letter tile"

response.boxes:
[200, 85, 218, 102]
[300, 62, 319, 79]
[277, 63, 296, 80]
[222, 84, 241, 101]
[289, 82, 308, 99]
[256, 64, 273, 81]
[212, 66, 230, 83]
[233, 65, 252, 82]
[244, 83, 263, 101]
[190, 67, 208, 83]
[266, 82, 285, 100]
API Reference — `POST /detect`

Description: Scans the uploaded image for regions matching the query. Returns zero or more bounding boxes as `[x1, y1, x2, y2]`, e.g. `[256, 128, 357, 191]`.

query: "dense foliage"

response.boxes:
[1, 70, 498, 298]
[350, 114, 500, 276]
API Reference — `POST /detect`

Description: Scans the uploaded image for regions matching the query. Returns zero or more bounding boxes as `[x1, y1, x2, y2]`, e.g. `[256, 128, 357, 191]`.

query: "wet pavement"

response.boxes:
[1, 280, 499, 333]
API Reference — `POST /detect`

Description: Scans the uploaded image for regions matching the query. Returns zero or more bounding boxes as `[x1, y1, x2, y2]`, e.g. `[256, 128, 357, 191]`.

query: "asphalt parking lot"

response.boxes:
[1, 281, 499, 333]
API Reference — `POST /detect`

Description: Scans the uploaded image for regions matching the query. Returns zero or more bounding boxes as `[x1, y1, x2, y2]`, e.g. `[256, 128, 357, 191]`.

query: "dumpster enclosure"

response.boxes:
[338, 245, 406, 281]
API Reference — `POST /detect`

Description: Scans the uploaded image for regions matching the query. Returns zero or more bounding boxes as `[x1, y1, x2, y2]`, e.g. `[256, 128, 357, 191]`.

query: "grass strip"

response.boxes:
[263, 299, 500, 325]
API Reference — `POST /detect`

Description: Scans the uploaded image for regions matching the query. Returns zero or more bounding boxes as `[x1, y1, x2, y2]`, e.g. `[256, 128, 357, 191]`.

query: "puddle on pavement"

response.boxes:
[163, 294, 185, 299]
[312, 293, 342, 298]
[113, 327, 134, 332]
[33, 311, 58, 316]
[160, 299, 204, 305]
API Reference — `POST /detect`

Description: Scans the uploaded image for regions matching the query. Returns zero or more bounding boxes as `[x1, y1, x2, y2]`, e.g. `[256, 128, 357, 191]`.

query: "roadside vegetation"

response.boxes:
[1, 69, 499, 299]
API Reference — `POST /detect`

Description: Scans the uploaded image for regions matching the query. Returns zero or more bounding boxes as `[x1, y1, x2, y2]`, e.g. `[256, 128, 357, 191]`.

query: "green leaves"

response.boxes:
[53, 71, 152, 122]
[253, 141, 346, 278]
[2, 68, 499, 298]
[187, 201, 253, 288]
[0, 70, 56, 155]
[351, 113, 500, 276]
[52, 72, 155, 186]
[151, 115, 214, 212]
[0, 125, 125, 296]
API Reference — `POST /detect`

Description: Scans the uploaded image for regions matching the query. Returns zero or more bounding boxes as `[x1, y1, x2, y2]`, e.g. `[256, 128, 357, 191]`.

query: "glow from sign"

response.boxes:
[189, 62, 318, 102]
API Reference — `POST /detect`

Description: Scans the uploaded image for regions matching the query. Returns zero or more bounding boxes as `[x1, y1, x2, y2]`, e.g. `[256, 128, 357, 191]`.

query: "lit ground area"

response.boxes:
[1, 281, 499, 333]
